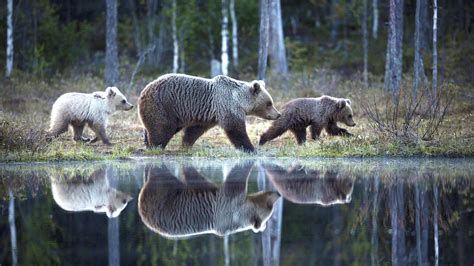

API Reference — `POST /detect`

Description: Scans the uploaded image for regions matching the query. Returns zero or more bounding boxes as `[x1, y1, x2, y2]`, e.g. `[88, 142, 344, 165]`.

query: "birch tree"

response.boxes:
[268, 0, 288, 76]
[384, 0, 404, 100]
[432, 0, 438, 102]
[257, 0, 270, 81]
[257, 166, 282, 266]
[172, 0, 179, 73]
[221, 0, 229, 75]
[413, 0, 428, 99]
[372, 0, 379, 39]
[6, 0, 14, 77]
[105, 0, 119, 86]
[362, 0, 369, 87]
[390, 182, 406, 266]
[229, 0, 239, 72]
[107, 167, 120, 266]
[9, 189, 18, 266]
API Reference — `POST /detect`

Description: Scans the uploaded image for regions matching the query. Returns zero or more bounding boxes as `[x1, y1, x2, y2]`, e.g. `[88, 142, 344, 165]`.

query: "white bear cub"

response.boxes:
[48, 86, 133, 145]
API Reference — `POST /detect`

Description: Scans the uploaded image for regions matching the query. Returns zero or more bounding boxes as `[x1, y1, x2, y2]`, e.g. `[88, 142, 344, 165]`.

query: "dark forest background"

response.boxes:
[0, 0, 473, 84]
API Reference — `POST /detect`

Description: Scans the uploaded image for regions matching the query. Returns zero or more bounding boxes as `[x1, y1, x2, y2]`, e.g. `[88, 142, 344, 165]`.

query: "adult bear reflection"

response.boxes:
[138, 162, 280, 239]
[51, 168, 133, 218]
[264, 164, 353, 206]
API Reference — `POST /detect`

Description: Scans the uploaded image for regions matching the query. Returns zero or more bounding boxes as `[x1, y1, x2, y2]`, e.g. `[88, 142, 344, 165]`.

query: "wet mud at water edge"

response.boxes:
[0, 158, 473, 265]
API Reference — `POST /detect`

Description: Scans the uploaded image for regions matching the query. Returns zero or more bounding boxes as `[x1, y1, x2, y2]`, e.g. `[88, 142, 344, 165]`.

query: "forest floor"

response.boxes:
[1, 72, 473, 162]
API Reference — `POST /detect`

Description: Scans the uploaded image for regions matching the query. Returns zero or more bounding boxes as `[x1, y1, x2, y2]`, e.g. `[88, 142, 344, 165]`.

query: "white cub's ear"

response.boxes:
[106, 87, 117, 98]
[345, 99, 352, 105]
[250, 80, 265, 95]
[338, 99, 347, 109]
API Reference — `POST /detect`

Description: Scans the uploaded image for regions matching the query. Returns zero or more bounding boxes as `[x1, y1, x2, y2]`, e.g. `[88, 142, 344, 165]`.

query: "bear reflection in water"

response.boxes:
[264, 164, 354, 206]
[138, 162, 280, 239]
[50, 168, 133, 218]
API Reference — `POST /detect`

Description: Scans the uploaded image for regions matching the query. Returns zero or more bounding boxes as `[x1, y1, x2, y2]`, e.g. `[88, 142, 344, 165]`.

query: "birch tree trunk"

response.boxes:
[432, 0, 438, 102]
[107, 167, 120, 266]
[257, 0, 270, 81]
[433, 183, 439, 266]
[415, 183, 429, 265]
[390, 182, 406, 266]
[9, 189, 18, 266]
[413, 0, 427, 100]
[229, 0, 239, 72]
[221, 0, 229, 75]
[172, 0, 179, 73]
[384, 0, 404, 101]
[105, 0, 119, 86]
[268, 0, 288, 76]
[372, 0, 379, 39]
[370, 176, 380, 266]
[6, 0, 14, 77]
[362, 0, 369, 87]
[257, 166, 282, 266]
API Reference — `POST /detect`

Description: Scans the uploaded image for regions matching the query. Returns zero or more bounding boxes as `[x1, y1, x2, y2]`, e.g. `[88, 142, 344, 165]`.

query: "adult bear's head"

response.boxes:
[246, 80, 281, 120]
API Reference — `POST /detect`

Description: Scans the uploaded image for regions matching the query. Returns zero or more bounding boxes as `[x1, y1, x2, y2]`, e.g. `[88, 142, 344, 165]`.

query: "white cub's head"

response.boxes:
[335, 98, 356, 127]
[105, 87, 134, 111]
[103, 190, 134, 218]
[247, 80, 281, 120]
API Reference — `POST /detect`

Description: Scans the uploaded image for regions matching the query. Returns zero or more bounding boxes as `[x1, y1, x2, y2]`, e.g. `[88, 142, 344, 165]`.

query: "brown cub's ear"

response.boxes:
[106, 87, 116, 98]
[250, 80, 263, 95]
[338, 99, 347, 109]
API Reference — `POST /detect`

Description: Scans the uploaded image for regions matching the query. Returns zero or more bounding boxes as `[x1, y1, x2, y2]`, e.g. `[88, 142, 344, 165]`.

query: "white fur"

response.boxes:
[49, 86, 133, 136]
[51, 173, 132, 218]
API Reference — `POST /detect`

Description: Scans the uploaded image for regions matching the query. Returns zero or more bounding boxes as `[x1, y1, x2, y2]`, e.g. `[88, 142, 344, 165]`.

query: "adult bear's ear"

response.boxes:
[250, 80, 264, 95]
[338, 99, 347, 109]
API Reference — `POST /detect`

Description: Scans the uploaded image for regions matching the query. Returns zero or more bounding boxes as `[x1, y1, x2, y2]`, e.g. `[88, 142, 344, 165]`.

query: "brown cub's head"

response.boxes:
[248, 80, 281, 120]
[335, 98, 356, 127]
[106, 87, 134, 111]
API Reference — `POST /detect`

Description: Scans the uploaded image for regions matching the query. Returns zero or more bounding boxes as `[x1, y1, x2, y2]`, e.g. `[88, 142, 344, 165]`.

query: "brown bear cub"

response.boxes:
[259, 96, 356, 145]
[137, 74, 281, 152]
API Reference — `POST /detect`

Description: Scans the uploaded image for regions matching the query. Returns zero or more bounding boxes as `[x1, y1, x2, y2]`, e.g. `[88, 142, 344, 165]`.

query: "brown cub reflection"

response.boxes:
[264, 164, 353, 206]
[51, 168, 133, 218]
[138, 162, 280, 239]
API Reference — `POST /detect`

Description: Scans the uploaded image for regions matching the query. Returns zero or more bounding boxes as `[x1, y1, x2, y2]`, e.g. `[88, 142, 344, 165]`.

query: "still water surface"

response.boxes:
[0, 157, 473, 265]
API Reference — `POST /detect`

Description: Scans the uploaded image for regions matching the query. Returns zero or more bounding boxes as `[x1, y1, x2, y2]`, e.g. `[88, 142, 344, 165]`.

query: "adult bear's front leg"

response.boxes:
[220, 115, 255, 153]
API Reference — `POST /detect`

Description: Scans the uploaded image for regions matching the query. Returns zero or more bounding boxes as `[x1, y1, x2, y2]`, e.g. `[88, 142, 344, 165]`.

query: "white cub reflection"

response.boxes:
[51, 168, 133, 218]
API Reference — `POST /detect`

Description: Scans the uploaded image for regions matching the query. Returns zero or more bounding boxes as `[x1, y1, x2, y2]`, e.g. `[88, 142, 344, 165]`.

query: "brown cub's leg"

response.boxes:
[310, 124, 323, 140]
[220, 115, 255, 152]
[89, 123, 111, 145]
[325, 122, 352, 136]
[259, 121, 289, 145]
[182, 124, 215, 148]
[290, 127, 307, 145]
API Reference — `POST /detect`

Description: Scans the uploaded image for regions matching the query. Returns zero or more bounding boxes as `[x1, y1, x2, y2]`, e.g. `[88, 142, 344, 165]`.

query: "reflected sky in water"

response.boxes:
[0, 158, 473, 265]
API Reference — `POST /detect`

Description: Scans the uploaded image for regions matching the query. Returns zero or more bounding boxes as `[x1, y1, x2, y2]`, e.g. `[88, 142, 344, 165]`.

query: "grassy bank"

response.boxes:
[1, 72, 473, 162]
